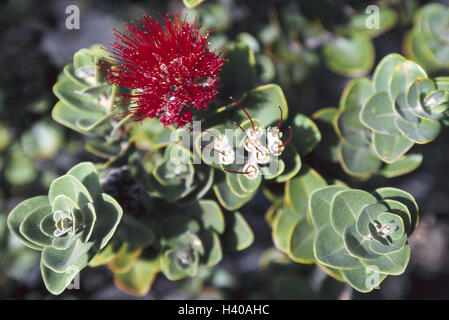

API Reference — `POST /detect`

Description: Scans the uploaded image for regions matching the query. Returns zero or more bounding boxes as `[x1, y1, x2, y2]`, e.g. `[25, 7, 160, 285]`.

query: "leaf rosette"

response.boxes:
[309, 186, 418, 292]
[52, 45, 119, 136]
[334, 53, 449, 178]
[7, 162, 123, 294]
[51, 45, 133, 162]
[267, 166, 419, 292]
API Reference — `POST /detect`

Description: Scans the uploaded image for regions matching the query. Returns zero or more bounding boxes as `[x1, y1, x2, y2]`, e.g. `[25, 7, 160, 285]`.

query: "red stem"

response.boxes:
[279, 126, 293, 148]
[201, 144, 225, 155]
[223, 168, 251, 175]
[276, 105, 283, 130]
[230, 96, 255, 132]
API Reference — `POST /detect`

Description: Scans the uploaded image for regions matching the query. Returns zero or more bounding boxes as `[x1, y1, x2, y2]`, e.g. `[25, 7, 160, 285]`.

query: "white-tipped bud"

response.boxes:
[244, 136, 261, 152]
[269, 139, 284, 156]
[254, 146, 271, 164]
[243, 162, 260, 180]
[267, 127, 282, 142]
[247, 126, 264, 139]
[214, 134, 230, 151]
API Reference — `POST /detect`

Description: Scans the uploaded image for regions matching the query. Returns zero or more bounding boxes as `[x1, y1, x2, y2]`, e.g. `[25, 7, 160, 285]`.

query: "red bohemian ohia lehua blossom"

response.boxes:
[103, 13, 225, 127]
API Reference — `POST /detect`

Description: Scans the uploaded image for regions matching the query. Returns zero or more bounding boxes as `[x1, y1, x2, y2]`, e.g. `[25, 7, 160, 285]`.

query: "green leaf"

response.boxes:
[323, 35, 375, 77]
[213, 171, 256, 211]
[53, 76, 106, 114]
[339, 78, 373, 111]
[42, 240, 93, 273]
[114, 255, 160, 297]
[41, 260, 84, 295]
[186, 200, 225, 234]
[5, 145, 37, 186]
[372, 132, 414, 163]
[347, 7, 398, 38]
[272, 208, 303, 252]
[108, 245, 143, 274]
[160, 216, 201, 247]
[161, 248, 199, 280]
[373, 187, 419, 234]
[183, 0, 206, 9]
[330, 190, 377, 235]
[85, 140, 119, 159]
[314, 225, 360, 269]
[360, 92, 397, 135]
[88, 243, 118, 267]
[338, 141, 381, 178]
[389, 60, 427, 100]
[275, 144, 302, 183]
[19, 207, 53, 248]
[49, 175, 93, 208]
[341, 265, 386, 293]
[221, 42, 256, 94]
[90, 193, 123, 250]
[312, 108, 340, 162]
[235, 84, 288, 128]
[66, 162, 102, 196]
[288, 219, 316, 264]
[199, 230, 223, 267]
[290, 114, 321, 156]
[336, 108, 370, 147]
[222, 211, 254, 251]
[52, 101, 111, 136]
[0, 122, 12, 152]
[310, 186, 349, 230]
[372, 54, 406, 93]
[344, 225, 379, 260]
[7, 196, 50, 250]
[51, 194, 79, 213]
[360, 245, 410, 275]
[285, 165, 327, 214]
[395, 116, 441, 144]
[379, 154, 423, 178]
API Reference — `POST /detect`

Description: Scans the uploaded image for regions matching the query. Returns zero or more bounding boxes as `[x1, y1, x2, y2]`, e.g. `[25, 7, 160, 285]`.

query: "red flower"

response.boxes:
[103, 13, 225, 127]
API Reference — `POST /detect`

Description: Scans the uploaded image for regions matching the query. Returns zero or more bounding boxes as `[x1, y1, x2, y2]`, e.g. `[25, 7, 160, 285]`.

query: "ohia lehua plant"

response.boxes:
[8, 1, 449, 296]
[7, 162, 122, 294]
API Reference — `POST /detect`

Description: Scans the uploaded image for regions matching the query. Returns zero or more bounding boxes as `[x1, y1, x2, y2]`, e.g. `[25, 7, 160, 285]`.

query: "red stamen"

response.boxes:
[204, 129, 220, 139]
[279, 126, 293, 148]
[201, 145, 225, 156]
[223, 168, 251, 175]
[276, 105, 283, 130]
[230, 96, 255, 132]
